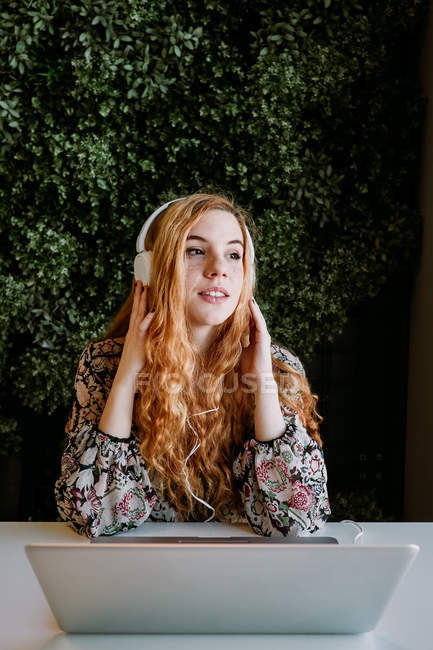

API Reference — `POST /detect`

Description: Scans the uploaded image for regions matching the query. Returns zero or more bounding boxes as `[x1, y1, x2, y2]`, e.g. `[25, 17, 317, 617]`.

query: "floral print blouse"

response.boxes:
[54, 338, 331, 538]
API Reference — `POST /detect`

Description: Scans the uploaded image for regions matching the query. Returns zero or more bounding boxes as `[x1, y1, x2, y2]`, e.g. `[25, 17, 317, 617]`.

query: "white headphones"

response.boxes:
[134, 197, 255, 285]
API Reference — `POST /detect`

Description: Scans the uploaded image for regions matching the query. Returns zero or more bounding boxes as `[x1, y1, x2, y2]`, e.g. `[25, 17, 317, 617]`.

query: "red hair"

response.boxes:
[103, 192, 322, 520]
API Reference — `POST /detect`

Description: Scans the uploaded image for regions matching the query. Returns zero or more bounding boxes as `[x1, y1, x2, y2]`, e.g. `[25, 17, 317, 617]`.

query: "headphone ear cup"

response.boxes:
[249, 262, 256, 290]
[134, 251, 152, 285]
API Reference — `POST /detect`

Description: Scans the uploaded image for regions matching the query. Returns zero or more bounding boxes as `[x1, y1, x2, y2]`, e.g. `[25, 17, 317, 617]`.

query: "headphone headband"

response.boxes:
[136, 197, 255, 263]
[135, 198, 186, 254]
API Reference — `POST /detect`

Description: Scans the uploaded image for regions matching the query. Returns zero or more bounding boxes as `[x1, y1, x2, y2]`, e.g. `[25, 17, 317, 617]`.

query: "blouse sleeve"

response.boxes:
[232, 345, 331, 537]
[54, 342, 157, 538]
[233, 414, 331, 537]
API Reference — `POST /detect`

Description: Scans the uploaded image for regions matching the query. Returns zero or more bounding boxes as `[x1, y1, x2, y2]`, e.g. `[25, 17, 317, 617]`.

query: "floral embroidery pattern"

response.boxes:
[54, 338, 331, 538]
[290, 482, 317, 512]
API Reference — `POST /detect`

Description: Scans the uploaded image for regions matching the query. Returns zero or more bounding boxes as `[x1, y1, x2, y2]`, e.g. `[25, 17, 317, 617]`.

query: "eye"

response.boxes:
[185, 247, 242, 260]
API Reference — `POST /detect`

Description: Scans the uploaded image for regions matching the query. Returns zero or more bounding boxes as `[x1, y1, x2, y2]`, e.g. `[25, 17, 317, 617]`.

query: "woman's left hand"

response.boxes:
[239, 297, 274, 388]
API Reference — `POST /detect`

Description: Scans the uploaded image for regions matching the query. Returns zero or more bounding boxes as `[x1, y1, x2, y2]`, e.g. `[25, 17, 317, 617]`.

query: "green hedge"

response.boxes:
[0, 0, 428, 456]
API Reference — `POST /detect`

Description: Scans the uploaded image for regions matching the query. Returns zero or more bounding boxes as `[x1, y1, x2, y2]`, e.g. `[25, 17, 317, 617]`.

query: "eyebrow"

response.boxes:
[186, 235, 244, 247]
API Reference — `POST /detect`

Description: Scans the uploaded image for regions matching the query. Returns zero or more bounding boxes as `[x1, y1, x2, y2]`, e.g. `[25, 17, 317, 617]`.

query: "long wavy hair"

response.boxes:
[102, 192, 323, 520]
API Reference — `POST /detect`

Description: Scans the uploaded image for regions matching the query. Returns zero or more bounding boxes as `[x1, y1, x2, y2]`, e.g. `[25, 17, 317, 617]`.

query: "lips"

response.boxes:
[199, 293, 230, 305]
[198, 286, 230, 297]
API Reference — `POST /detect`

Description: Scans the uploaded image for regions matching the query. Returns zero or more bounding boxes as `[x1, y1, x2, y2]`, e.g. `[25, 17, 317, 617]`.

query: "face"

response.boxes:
[184, 209, 245, 329]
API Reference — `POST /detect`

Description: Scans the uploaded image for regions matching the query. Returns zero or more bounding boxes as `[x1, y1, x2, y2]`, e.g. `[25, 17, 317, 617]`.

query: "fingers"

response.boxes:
[137, 281, 148, 320]
[138, 310, 155, 334]
[132, 281, 155, 336]
[249, 296, 269, 338]
[249, 296, 262, 322]
[131, 280, 148, 326]
[249, 297, 264, 316]
[130, 280, 141, 320]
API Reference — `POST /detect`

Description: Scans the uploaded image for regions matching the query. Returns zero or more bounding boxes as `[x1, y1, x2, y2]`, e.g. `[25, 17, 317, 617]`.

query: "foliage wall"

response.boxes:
[0, 0, 428, 459]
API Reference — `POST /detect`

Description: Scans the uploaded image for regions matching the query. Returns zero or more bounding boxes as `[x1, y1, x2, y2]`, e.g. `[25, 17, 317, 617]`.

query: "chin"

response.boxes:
[190, 309, 235, 327]
[202, 315, 232, 326]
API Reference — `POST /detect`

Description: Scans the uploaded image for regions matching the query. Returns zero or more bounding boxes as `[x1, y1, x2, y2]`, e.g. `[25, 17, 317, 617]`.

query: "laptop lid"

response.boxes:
[25, 541, 419, 634]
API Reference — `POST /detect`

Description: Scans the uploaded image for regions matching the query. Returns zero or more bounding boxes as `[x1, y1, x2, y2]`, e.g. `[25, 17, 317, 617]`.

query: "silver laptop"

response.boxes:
[25, 531, 418, 634]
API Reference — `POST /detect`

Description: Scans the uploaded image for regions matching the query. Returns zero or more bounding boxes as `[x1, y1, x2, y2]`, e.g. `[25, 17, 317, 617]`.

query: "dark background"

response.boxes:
[306, 268, 412, 521]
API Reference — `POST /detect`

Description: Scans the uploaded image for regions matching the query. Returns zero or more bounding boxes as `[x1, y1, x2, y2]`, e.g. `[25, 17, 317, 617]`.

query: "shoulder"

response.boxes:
[72, 338, 126, 404]
[270, 342, 306, 377]
[87, 337, 125, 359]
[77, 337, 125, 375]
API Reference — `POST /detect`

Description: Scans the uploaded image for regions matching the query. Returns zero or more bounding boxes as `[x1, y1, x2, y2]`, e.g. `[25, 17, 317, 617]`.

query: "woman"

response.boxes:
[55, 192, 331, 538]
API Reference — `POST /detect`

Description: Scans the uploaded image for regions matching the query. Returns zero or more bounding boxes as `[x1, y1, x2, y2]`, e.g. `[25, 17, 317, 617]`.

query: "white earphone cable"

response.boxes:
[183, 407, 219, 523]
[340, 519, 364, 544]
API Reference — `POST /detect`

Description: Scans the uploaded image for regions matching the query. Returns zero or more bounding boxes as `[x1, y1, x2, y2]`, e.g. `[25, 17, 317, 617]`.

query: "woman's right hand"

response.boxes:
[116, 280, 155, 383]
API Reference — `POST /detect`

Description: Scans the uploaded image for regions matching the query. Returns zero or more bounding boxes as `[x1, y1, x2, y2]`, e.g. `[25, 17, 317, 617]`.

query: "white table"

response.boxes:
[1, 521, 432, 650]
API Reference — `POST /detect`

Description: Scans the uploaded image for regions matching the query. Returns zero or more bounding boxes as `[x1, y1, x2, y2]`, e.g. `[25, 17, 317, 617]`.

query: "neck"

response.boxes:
[188, 324, 217, 355]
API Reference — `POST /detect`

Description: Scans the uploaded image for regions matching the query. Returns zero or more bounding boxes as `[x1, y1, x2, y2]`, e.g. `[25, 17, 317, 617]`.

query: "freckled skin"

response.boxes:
[184, 209, 244, 330]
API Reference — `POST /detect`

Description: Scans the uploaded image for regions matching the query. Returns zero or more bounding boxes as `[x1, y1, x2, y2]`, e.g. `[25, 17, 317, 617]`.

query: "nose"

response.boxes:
[203, 252, 228, 278]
